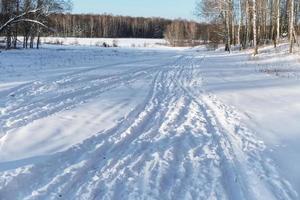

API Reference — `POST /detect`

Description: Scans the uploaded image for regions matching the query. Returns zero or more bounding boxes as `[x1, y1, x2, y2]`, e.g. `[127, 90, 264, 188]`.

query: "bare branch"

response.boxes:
[0, 9, 42, 33]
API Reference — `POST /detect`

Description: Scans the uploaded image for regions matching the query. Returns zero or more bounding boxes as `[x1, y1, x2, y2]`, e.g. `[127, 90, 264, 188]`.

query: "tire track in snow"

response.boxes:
[0, 55, 186, 200]
[0, 53, 298, 200]
[177, 54, 298, 199]
[0, 56, 177, 138]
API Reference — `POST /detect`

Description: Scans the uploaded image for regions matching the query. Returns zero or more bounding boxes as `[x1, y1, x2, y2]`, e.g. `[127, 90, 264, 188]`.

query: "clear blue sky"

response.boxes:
[72, 0, 198, 20]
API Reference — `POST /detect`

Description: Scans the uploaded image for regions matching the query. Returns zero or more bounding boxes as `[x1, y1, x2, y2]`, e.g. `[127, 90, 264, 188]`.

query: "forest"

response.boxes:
[0, 0, 300, 53]
[48, 14, 209, 47]
[49, 14, 172, 38]
[197, 0, 300, 53]
[0, 0, 207, 49]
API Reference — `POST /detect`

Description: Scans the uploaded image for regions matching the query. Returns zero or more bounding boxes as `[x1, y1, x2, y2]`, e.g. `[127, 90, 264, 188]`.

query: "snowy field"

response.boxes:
[0, 41, 300, 199]
[41, 37, 168, 48]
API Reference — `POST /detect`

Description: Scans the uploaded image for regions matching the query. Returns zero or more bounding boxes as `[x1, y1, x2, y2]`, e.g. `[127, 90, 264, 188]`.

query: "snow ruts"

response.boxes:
[0, 57, 167, 136]
[0, 54, 298, 200]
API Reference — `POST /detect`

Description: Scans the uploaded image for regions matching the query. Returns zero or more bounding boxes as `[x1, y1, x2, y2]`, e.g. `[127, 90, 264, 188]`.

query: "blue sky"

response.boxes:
[72, 0, 198, 20]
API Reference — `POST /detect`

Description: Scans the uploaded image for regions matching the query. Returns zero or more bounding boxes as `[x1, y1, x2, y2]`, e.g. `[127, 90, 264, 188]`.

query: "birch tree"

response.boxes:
[196, 0, 299, 54]
[289, 0, 294, 53]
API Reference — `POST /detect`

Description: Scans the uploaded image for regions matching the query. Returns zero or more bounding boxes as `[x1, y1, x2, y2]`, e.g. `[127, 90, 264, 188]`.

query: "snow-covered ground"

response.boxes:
[0, 42, 300, 199]
[41, 37, 168, 48]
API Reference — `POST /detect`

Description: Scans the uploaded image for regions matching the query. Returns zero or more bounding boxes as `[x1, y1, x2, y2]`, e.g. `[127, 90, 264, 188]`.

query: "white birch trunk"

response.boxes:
[276, 0, 280, 43]
[237, 0, 242, 47]
[253, 0, 258, 55]
[289, 0, 294, 53]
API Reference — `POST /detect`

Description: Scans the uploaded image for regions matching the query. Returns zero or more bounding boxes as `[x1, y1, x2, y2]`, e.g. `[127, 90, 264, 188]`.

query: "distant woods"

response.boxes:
[49, 14, 171, 38]
[1, 0, 227, 50]
[49, 14, 209, 47]
[1, 0, 300, 52]
[1, 4, 211, 49]
[164, 20, 208, 46]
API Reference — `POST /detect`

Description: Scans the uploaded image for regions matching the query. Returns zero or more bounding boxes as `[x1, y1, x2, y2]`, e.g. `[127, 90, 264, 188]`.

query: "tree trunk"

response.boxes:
[276, 0, 281, 46]
[253, 0, 258, 55]
[289, 0, 294, 53]
[237, 0, 242, 49]
[225, 9, 231, 52]
[6, 29, 12, 49]
[36, 32, 40, 49]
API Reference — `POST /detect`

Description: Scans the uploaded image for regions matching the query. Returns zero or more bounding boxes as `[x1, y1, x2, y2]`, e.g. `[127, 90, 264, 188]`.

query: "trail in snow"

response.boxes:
[0, 57, 163, 136]
[0, 49, 298, 200]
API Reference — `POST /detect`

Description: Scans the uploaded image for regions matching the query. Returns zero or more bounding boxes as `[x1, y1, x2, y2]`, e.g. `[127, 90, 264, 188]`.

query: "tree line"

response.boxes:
[1, 3, 209, 49]
[1, 0, 299, 51]
[197, 0, 300, 54]
[164, 20, 210, 46]
[49, 14, 172, 38]
[48, 14, 211, 46]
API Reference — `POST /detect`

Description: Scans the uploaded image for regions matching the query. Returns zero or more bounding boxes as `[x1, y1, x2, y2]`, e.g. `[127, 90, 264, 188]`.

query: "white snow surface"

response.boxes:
[0, 42, 300, 200]
[41, 37, 168, 48]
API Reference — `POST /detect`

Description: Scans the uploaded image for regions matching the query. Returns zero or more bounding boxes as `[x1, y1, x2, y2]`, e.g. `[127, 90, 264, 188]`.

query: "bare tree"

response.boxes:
[0, 0, 72, 49]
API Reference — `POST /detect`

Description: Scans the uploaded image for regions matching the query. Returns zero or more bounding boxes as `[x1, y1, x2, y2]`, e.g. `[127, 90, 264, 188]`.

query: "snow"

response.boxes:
[0, 40, 300, 199]
[41, 37, 168, 48]
[199, 44, 300, 195]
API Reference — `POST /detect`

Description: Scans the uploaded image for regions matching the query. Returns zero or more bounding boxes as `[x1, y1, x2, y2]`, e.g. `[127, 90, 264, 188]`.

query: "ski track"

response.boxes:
[0, 57, 172, 137]
[0, 51, 298, 200]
